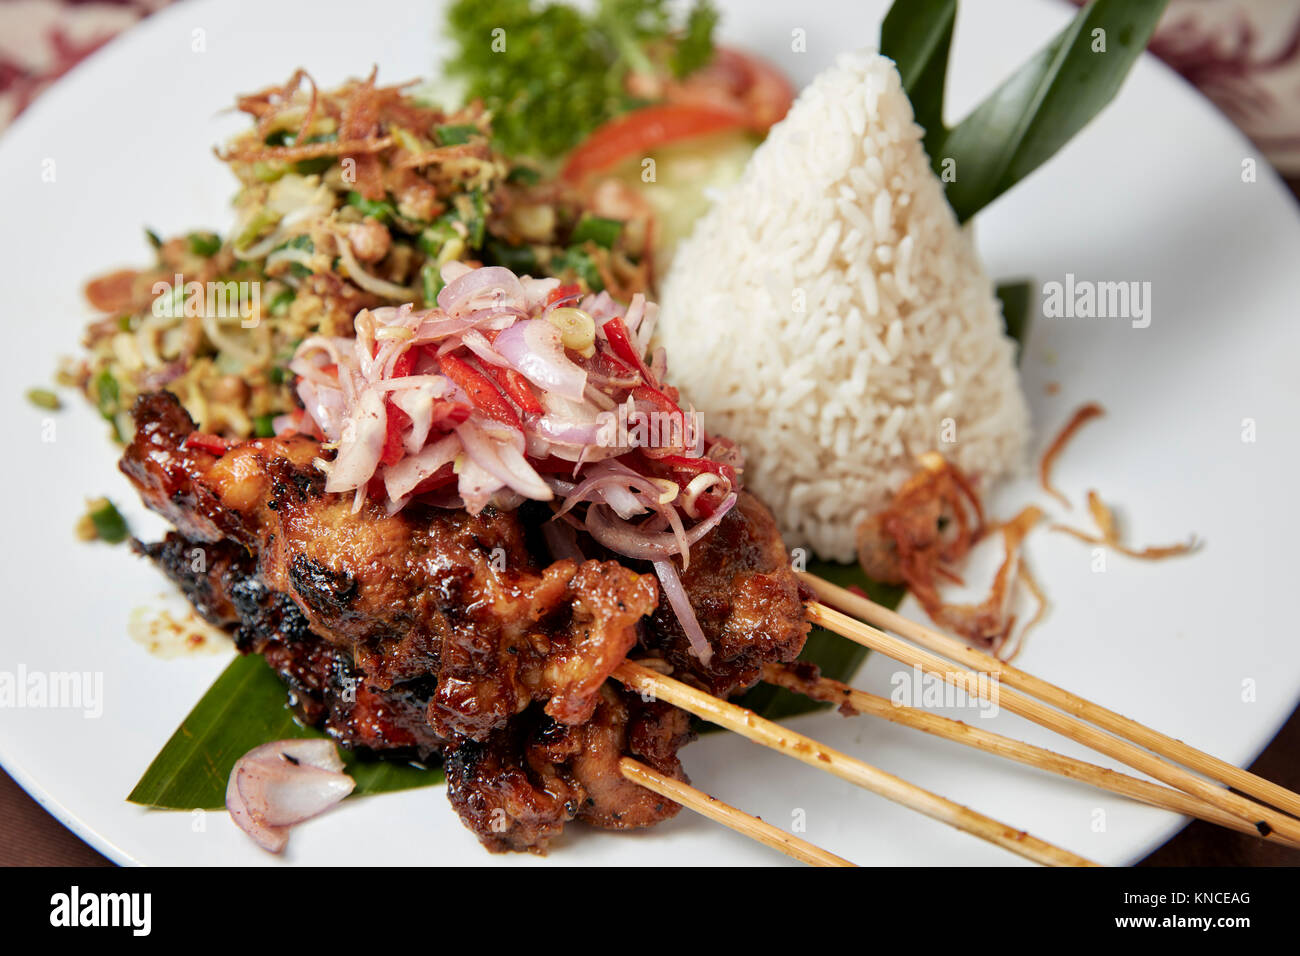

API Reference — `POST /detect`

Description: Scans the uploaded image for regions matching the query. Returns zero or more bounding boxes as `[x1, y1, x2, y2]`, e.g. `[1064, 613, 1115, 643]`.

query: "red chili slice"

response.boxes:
[411, 462, 457, 497]
[481, 364, 543, 415]
[380, 401, 411, 466]
[546, 283, 582, 306]
[391, 348, 415, 379]
[654, 453, 738, 488]
[438, 353, 522, 430]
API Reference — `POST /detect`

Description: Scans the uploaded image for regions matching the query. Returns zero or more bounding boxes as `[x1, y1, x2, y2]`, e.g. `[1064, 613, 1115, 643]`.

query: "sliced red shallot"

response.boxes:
[653, 558, 713, 665]
[457, 418, 552, 502]
[325, 389, 386, 494]
[383, 432, 461, 500]
[226, 739, 355, 854]
[296, 378, 346, 442]
[437, 265, 524, 315]
[493, 319, 588, 403]
[584, 492, 737, 564]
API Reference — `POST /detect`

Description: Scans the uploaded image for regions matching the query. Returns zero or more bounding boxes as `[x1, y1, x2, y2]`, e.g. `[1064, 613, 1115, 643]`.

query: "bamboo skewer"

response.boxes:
[805, 600, 1300, 844]
[800, 571, 1300, 821]
[618, 757, 855, 867]
[762, 663, 1300, 848]
[612, 661, 1100, 867]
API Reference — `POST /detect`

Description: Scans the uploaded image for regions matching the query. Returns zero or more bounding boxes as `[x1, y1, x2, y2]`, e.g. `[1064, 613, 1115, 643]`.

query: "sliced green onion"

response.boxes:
[86, 498, 129, 544]
[506, 165, 542, 186]
[94, 369, 120, 418]
[253, 414, 276, 437]
[552, 247, 603, 291]
[251, 161, 286, 183]
[346, 191, 398, 223]
[485, 239, 537, 275]
[26, 388, 61, 411]
[454, 189, 488, 249]
[234, 208, 282, 250]
[570, 215, 622, 250]
[187, 231, 222, 257]
[420, 261, 444, 305]
[418, 219, 459, 258]
[267, 288, 295, 317]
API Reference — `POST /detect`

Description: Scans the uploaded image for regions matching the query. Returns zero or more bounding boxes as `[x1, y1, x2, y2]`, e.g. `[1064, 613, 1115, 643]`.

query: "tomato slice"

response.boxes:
[673, 47, 794, 133]
[562, 49, 794, 184]
[561, 102, 750, 183]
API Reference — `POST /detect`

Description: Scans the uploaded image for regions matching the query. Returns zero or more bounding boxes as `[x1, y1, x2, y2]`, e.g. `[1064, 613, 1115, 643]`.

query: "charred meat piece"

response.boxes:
[445, 687, 692, 852]
[121, 392, 658, 738]
[121, 391, 808, 853]
[642, 492, 811, 697]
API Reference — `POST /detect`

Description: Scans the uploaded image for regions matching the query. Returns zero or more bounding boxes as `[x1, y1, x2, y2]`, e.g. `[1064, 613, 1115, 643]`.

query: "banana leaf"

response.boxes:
[128, 654, 441, 811]
[883, 0, 1168, 222]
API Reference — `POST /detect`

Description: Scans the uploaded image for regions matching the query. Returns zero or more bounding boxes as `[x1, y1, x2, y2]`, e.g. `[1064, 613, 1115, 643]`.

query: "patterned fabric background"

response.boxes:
[4, 0, 1300, 170]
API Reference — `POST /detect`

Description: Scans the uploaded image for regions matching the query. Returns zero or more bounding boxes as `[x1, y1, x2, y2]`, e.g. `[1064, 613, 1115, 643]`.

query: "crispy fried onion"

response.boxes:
[219, 67, 458, 199]
[1039, 402, 1105, 508]
[856, 452, 1046, 658]
[1052, 490, 1200, 560]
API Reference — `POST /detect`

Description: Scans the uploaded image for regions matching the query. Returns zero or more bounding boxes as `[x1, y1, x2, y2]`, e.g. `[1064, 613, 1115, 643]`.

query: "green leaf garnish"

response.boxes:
[128, 654, 443, 810]
[881, 0, 955, 149]
[883, 0, 1168, 222]
[996, 278, 1034, 356]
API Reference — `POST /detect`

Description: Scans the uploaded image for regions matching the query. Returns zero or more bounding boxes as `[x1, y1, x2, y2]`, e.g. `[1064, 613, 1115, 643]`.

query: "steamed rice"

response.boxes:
[658, 50, 1030, 562]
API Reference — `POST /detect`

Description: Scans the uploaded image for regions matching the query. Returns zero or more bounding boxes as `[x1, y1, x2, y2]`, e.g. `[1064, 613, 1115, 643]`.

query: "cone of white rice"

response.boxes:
[658, 50, 1030, 562]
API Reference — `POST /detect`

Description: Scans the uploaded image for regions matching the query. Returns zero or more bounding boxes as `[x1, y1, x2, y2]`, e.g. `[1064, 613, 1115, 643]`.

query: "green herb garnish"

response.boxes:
[485, 239, 539, 275]
[445, 0, 718, 158]
[267, 288, 296, 318]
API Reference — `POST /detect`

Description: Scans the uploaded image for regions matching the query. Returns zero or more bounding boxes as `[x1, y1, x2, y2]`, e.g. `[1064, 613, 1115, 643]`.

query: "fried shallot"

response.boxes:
[855, 453, 1046, 657]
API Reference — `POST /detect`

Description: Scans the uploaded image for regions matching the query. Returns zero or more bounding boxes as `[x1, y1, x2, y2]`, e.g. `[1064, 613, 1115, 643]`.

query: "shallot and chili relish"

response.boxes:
[256, 263, 739, 662]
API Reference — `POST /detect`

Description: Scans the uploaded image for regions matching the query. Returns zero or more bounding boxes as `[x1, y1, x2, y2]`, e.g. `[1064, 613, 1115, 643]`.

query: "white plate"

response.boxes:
[1, 0, 1297, 867]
